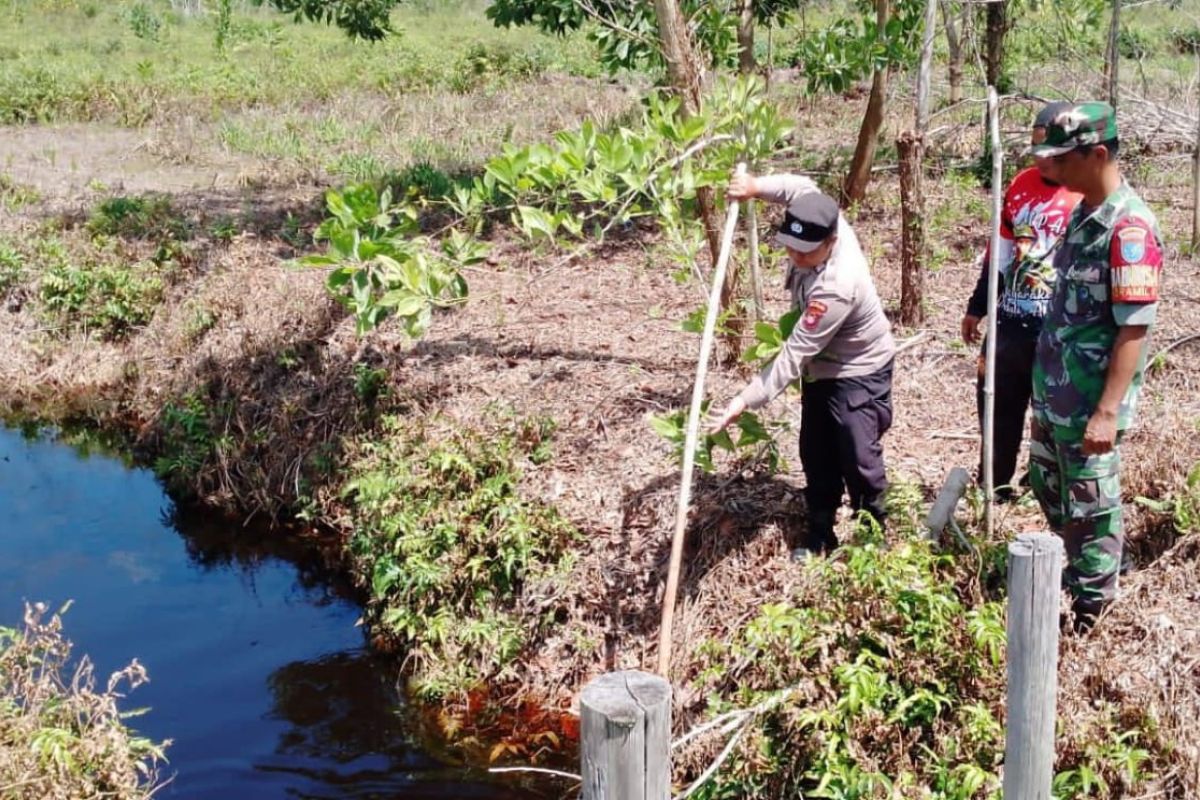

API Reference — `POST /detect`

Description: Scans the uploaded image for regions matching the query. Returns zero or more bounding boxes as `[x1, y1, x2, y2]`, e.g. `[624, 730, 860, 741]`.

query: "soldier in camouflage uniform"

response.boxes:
[1029, 102, 1163, 625]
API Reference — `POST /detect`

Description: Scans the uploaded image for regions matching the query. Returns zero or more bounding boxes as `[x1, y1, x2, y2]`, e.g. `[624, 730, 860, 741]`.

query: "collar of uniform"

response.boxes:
[1085, 181, 1135, 230]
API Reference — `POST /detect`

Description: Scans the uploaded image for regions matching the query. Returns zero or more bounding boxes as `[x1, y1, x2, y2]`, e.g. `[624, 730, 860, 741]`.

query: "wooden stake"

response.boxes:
[747, 200, 764, 321]
[657, 164, 746, 678]
[983, 87, 1002, 539]
[898, 132, 926, 326]
[1003, 533, 1064, 800]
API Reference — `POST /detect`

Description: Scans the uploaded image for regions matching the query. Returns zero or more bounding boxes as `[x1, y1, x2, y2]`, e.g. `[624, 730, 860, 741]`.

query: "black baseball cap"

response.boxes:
[773, 192, 839, 253]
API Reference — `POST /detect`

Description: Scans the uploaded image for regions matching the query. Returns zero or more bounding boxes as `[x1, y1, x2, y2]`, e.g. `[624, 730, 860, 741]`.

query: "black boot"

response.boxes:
[1070, 596, 1109, 635]
[793, 510, 838, 562]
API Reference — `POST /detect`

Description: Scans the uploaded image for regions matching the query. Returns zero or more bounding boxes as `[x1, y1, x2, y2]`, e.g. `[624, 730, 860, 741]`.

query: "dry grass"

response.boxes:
[1061, 534, 1200, 798]
[0, 603, 168, 800]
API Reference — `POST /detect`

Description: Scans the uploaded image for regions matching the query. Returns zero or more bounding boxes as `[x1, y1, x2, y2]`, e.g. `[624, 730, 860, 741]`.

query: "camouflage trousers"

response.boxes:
[1028, 416, 1124, 613]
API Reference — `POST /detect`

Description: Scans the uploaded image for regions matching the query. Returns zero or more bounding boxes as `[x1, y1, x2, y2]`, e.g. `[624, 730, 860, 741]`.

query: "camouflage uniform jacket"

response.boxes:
[1031, 182, 1163, 436]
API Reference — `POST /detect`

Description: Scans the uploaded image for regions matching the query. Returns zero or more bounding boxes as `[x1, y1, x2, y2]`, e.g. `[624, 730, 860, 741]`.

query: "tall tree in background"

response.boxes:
[738, 0, 757, 73]
[983, 0, 1008, 90]
[940, 0, 968, 104]
[1104, 0, 1121, 107]
[843, 0, 892, 205]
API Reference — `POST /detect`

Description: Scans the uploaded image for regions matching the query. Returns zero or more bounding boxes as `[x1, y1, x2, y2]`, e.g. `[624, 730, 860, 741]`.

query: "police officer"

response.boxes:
[1029, 102, 1163, 627]
[712, 173, 896, 557]
[962, 102, 1082, 500]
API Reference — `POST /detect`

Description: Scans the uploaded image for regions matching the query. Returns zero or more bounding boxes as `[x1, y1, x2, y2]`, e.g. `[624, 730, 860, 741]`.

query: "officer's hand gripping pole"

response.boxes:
[657, 163, 747, 678]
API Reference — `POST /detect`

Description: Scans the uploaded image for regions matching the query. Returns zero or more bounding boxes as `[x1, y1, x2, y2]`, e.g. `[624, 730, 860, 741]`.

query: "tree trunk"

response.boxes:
[737, 0, 756, 74]
[843, 0, 891, 206]
[1105, 0, 1121, 108]
[941, 0, 964, 105]
[653, 0, 704, 110]
[898, 131, 925, 326]
[651, 0, 741, 358]
[916, 0, 937, 131]
[984, 0, 1007, 90]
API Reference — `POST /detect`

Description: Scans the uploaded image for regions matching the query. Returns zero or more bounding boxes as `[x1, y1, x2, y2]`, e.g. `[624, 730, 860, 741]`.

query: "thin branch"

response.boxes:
[674, 717, 753, 800]
[895, 331, 931, 355]
[488, 766, 582, 780]
[576, 0, 656, 49]
[1153, 333, 1200, 361]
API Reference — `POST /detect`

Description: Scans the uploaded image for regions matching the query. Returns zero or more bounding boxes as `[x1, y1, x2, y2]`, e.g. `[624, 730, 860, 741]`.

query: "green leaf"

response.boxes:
[649, 413, 683, 442]
[378, 291, 426, 318]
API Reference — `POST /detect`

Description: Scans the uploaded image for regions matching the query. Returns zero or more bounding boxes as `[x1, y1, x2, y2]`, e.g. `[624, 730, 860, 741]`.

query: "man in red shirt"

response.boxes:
[961, 102, 1083, 499]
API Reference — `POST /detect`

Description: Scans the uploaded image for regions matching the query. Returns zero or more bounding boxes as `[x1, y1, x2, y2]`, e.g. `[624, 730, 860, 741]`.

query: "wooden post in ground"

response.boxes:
[898, 132, 926, 326]
[925, 466, 971, 542]
[1003, 533, 1064, 800]
[897, 0, 937, 326]
[581, 671, 671, 800]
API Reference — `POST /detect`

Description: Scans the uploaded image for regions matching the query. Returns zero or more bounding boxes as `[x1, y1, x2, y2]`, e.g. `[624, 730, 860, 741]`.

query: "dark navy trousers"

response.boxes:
[799, 360, 894, 534]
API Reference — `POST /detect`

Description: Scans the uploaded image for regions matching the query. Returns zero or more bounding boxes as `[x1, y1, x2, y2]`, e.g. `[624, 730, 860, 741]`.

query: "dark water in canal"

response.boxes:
[0, 427, 557, 799]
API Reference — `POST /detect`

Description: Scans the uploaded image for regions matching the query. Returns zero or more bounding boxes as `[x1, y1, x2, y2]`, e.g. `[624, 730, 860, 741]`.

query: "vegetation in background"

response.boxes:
[86, 194, 190, 241]
[0, 0, 600, 126]
[301, 76, 789, 336]
[153, 393, 222, 493]
[340, 415, 578, 699]
[36, 235, 171, 341]
[0, 603, 168, 800]
[301, 182, 473, 335]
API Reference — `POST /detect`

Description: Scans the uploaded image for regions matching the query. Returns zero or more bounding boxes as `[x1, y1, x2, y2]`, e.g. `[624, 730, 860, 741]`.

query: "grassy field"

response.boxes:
[4, 0, 1200, 797]
[0, 0, 603, 123]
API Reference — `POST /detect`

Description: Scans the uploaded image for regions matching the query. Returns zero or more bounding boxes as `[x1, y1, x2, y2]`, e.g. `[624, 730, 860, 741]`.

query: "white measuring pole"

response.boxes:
[984, 87, 1002, 538]
[657, 163, 746, 677]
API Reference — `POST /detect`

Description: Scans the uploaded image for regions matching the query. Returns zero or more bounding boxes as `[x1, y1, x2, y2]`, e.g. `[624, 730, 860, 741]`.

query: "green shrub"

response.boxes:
[0, 67, 89, 124]
[685, 482, 1162, 799]
[1170, 24, 1200, 54]
[37, 238, 165, 339]
[326, 152, 388, 184]
[0, 174, 41, 209]
[126, 2, 162, 41]
[449, 40, 547, 93]
[1117, 27, 1151, 60]
[87, 195, 189, 240]
[384, 161, 462, 202]
[342, 415, 577, 699]
[0, 240, 24, 293]
[153, 393, 219, 489]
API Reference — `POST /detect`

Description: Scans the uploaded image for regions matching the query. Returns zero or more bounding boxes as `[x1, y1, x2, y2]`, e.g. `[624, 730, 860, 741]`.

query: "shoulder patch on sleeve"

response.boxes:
[800, 300, 828, 331]
[1110, 219, 1162, 304]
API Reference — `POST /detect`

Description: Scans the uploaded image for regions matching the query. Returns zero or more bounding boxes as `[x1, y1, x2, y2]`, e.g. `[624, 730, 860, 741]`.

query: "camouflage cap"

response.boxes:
[1030, 101, 1118, 157]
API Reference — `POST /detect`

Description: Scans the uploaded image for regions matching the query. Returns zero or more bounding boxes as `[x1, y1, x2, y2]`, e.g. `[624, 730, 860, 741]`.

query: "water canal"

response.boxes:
[0, 427, 555, 799]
